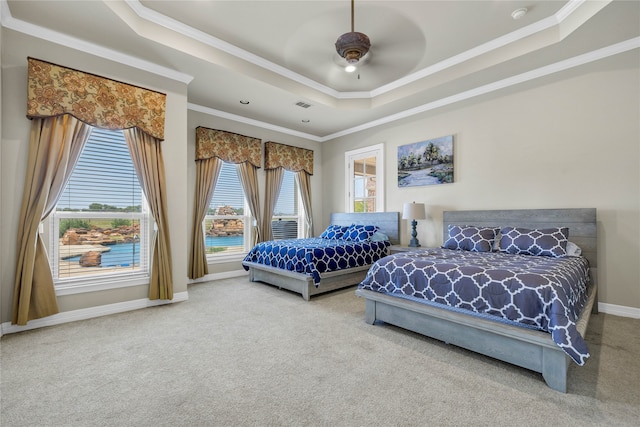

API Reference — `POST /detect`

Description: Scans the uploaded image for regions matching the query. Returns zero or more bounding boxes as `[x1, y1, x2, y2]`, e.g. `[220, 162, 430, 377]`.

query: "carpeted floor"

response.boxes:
[1, 278, 639, 426]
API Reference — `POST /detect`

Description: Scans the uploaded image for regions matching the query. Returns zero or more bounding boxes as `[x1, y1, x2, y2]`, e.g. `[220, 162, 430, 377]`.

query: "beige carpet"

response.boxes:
[1, 278, 639, 426]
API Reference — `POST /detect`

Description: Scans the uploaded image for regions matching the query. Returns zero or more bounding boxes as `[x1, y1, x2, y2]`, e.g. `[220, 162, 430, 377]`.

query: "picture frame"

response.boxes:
[397, 135, 454, 187]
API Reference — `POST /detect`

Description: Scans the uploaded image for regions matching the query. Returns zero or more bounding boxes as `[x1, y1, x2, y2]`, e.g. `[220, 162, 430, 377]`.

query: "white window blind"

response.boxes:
[272, 170, 301, 240]
[59, 129, 143, 211]
[50, 128, 150, 283]
[205, 161, 249, 256]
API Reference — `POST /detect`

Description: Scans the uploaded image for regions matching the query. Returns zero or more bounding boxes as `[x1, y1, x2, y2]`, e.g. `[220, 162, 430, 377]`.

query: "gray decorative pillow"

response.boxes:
[499, 226, 569, 258]
[441, 225, 498, 252]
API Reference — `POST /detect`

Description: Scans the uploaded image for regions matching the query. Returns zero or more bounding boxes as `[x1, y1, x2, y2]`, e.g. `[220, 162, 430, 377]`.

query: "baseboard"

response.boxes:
[1, 291, 189, 335]
[2, 290, 636, 336]
[598, 302, 640, 319]
[188, 269, 249, 284]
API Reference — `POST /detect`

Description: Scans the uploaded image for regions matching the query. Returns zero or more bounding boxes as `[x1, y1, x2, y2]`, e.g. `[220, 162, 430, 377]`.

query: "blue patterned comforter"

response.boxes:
[358, 248, 591, 365]
[243, 238, 390, 285]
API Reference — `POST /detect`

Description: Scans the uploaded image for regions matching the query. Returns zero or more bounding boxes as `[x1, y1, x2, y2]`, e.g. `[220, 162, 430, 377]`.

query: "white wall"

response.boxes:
[0, 28, 325, 326]
[1, 26, 637, 326]
[321, 52, 640, 311]
[0, 30, 189, 323]
[186, 109, 322, 277]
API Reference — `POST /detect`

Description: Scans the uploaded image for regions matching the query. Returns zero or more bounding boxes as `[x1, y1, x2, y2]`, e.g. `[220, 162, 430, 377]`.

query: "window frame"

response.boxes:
[345, 144, 385, 213]
[204, 161, 253, 262]
[47, 129, 153, 295]
[272, 169, 305, 239]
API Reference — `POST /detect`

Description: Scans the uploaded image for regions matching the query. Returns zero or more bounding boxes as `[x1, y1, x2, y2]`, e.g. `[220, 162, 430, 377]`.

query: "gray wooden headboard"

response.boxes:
[443, 208, 597, 269]
[329, 212, 400, 245]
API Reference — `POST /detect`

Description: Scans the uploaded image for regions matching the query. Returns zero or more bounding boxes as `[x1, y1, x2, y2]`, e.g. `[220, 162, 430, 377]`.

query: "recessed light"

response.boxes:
[511, 8, 527, 20]
[239, 100, 250, 105]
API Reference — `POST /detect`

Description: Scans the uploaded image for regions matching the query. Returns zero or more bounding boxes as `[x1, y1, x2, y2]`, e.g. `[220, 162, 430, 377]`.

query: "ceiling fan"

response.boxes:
[335, 0, 371, 72]
[283, 0, 423, 88]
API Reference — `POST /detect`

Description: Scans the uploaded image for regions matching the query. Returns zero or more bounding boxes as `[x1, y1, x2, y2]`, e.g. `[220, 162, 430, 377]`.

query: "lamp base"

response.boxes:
[408, 219, 421, 248]
[408, 239, 421, 248]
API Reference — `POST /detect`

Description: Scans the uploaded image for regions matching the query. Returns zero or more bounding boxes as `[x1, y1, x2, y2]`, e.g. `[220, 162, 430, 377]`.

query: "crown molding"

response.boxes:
[191, 37, 639, 142]
[124, 0, 340, 98]
[2, 1, 635, 142]
[187, 103, 323, 142]
[126, 0, 597, 100]
[0, 0, 193, 84]
[370, 0, 592, 98]
[324, 37, 639, 141]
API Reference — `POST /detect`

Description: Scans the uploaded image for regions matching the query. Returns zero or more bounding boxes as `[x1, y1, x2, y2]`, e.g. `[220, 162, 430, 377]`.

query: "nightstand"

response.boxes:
[388, 245, 430, 254]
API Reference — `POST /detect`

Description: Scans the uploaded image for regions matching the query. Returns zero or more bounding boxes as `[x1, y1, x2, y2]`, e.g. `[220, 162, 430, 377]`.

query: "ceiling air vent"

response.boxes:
[295, 101, 312, 109]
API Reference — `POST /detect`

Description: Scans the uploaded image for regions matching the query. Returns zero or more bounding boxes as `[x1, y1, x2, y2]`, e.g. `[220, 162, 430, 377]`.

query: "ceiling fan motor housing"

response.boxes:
[335, 31, 371, 63]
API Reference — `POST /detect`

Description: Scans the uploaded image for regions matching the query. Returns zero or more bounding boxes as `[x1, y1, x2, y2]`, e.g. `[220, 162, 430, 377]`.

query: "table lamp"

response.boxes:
[402, 202, 426, 247]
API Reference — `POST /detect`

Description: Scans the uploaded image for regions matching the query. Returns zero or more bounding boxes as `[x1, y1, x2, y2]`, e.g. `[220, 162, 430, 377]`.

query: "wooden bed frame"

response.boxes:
[355, 208, 597, 393]
[243, 212, 400, 300]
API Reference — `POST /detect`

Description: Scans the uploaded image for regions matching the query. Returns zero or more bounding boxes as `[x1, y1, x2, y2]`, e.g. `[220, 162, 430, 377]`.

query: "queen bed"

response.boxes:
[243, 212, 399, 300]
[355, 208, 597, 393]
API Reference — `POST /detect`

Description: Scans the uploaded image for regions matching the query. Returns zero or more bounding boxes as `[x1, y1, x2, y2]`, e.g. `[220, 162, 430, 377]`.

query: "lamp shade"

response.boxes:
[402, 202, 426, 220]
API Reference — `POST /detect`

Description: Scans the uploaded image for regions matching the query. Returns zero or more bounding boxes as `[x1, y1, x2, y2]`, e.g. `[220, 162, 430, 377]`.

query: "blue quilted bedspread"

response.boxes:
[243, 238, 390, 285]
[358, 248, 591, 365]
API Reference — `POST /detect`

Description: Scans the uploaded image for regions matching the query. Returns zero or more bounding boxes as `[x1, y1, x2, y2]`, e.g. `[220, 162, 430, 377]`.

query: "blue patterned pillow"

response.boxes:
[319, 224, 348, 240]
[441, 225, 498, 252]
[499, 226, 569, 258]
[343, 224, 379, 242]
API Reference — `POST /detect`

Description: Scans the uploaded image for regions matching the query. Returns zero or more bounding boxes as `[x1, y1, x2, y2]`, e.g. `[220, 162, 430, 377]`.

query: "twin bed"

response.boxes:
[242, 212, 400, 300]
[243, 208, 597, 393]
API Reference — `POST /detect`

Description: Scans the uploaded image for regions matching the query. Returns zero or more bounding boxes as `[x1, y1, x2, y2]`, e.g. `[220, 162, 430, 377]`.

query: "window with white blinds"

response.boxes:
[49, 128, 150, 284]
[204, 161, 250, 256]
[272, 170, 303, 240]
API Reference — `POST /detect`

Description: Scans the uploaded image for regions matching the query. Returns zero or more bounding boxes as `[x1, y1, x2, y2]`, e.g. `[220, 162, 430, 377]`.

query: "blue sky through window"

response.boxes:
[57, 128, 142, 211]
[274, 170, 296, 216]
[210, 162, 244, 211]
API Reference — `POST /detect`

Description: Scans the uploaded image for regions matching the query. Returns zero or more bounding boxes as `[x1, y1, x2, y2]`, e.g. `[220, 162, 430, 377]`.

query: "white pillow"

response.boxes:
[492, 232, 501, 251]
[370, 231, 390, 242]
[566, 241, 582, 257]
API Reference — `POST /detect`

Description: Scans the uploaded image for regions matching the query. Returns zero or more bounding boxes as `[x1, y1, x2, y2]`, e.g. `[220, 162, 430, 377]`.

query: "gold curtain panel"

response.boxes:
[195, 126, 261, 168]
[264, 141, 314, 175]
[26, 58, 166, 140]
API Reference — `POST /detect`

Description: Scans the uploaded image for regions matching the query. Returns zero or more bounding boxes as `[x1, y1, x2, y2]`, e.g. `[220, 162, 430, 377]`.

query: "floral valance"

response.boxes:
[195, 127, 261, 168]
[26, 57, 166, 140]
[264, 141, 314, 175]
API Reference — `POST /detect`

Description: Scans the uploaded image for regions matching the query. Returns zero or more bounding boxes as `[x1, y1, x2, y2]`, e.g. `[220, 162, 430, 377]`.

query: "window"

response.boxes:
[345, 144, 384, 212]
[204, 161, 251, 257]
[49, 128, 151, 287]
[272, 170, 303, 239]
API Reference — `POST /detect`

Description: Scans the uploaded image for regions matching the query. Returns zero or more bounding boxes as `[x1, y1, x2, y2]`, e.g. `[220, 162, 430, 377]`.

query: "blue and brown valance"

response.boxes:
[195, 127, 262, 168]
[26, 57, 166, 140]
[264, 141, 314, 175]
